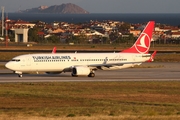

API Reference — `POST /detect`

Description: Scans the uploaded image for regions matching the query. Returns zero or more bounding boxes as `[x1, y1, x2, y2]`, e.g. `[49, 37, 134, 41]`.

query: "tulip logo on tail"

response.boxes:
[121, 21, 154, 54]
[135, 33, 151, 54]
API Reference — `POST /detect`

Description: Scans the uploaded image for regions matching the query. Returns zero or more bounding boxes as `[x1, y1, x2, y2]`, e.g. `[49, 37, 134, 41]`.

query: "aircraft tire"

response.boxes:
[18, 74, 22, 78]
[71, 74, 78, 77]
[88, 73, 95, 77]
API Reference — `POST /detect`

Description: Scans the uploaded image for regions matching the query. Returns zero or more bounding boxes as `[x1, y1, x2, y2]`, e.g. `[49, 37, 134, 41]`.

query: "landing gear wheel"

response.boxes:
[88, 73, 95, 77]
[71, 74, 78, 77]
[18, 74, 22, 78]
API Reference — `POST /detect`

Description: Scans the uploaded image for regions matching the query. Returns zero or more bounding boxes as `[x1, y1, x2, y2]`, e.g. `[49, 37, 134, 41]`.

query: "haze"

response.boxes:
[1, 0, 180, 13]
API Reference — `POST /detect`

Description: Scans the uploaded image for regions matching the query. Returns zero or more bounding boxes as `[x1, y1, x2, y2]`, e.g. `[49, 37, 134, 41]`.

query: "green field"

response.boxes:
[0, 82, 180, 120]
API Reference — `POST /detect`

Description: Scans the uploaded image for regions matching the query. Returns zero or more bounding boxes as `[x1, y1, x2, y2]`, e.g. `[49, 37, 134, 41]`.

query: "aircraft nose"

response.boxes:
[5, 62, 12, 70]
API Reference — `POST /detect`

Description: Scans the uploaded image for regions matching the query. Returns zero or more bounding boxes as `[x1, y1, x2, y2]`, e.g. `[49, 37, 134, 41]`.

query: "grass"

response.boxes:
[1, 43, 180, 51]
[0, 52, 35, 62]
[155, 53, 180, 62]
[0, 82, 180, 119]
[0, 65, 6, 69]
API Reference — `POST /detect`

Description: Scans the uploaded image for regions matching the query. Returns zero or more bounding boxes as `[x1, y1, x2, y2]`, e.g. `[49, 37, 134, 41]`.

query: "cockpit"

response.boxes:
[5, 58, 22, 71]
[11, 59, 21, 62]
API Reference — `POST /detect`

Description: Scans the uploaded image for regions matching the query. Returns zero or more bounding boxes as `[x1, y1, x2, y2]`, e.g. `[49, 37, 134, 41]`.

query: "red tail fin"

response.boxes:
[121, 21, 155, 54]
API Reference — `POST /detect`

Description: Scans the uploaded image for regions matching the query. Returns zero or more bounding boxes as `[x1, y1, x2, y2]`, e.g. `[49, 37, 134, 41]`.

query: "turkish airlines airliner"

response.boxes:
[5, 21, 156, 78]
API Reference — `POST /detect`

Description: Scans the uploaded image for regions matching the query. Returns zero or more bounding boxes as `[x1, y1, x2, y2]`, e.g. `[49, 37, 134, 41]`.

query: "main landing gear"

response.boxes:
[71, 72, 95, 77]
[71, 74, 78, 77]
[88, 72, 95, 77]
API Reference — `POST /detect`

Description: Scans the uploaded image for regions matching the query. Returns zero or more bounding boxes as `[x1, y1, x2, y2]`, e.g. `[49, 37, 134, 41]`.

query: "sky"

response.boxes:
[1, 0, 180, 13]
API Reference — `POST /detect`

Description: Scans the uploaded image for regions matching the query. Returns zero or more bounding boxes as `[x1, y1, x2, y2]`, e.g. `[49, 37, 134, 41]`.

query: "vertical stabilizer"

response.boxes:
[121, 21, 155, 54]
[52, 47, 56, 53]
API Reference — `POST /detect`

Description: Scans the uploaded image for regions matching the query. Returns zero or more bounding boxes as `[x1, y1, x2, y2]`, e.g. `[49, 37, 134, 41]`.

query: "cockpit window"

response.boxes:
[11, 59, 20, 62]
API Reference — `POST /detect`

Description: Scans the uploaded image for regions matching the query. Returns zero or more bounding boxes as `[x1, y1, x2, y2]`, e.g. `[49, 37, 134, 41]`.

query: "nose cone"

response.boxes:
[5, 62, 10, 69]
[5, 62, 13, 70]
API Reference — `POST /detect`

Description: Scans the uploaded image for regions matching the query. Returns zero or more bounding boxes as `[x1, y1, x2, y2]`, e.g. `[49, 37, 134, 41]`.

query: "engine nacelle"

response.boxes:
[72, 66, 91, 76]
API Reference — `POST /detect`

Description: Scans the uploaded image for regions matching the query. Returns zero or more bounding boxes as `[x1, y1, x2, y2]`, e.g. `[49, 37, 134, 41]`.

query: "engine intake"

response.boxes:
[72, 66, 91, 76]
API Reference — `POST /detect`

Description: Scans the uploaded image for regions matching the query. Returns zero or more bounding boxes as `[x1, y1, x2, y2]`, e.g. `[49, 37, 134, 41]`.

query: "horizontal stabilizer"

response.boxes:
[147, 51, 157, 62]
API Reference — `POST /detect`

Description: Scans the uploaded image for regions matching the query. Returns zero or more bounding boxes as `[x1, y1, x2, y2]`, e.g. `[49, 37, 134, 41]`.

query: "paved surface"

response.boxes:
[0, 62, 179, 83]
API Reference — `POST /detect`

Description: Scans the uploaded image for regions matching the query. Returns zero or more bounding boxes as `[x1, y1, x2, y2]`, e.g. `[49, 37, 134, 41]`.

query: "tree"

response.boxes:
[46, 35, 59, 43]
[78, 33, 88, 44]
[118, 22, 130, 33]
[28, 26, 39, 42]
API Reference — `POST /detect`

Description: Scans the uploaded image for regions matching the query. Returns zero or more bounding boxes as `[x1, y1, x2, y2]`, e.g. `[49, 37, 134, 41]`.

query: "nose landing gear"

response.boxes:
[18, 74, 23, 78]
[15, 71, 23, 78]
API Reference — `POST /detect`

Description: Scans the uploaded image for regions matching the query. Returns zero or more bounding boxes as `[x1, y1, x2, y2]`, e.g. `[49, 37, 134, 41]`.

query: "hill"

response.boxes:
[19, 3, 89, 14]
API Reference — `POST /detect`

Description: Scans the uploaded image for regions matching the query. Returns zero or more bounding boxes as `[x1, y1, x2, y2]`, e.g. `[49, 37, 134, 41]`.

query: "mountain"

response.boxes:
[19, 3, 89, 14]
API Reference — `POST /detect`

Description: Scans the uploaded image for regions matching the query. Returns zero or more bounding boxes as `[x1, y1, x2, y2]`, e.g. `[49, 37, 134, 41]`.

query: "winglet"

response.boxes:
[147, 51, 157, 62]
[52, 47, 56, 53]
[121, 21, 155, 54]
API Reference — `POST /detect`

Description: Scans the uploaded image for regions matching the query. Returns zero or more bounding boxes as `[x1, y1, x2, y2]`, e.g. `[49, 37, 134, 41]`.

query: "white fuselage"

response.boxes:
[5, 52, 150, 73]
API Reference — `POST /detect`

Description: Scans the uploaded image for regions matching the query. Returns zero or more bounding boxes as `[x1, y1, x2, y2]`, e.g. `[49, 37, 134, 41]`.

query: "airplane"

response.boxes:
[5, 21, 156, 78]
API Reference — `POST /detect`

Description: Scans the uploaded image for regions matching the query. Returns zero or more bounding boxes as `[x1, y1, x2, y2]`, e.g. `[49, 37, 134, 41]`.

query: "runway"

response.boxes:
[0, 62, 180, 82]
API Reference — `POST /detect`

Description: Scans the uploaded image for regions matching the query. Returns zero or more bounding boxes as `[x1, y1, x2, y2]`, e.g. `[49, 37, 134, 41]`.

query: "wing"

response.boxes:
[88, 61, 143, 69]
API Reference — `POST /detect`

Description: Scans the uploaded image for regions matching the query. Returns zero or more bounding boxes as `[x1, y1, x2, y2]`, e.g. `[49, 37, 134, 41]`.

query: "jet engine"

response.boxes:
[72, 66, 91, 76]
